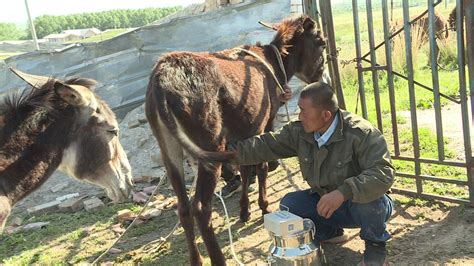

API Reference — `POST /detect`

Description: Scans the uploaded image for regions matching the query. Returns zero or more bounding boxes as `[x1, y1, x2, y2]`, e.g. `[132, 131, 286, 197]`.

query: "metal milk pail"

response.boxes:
[267, 219, 324, 265]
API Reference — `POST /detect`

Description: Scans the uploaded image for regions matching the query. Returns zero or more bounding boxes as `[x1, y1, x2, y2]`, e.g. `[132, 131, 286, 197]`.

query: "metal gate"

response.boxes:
[304, 0, 474, 206]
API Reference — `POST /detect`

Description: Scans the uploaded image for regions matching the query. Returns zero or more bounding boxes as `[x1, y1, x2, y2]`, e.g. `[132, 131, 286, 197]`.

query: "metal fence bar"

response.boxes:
[382, 0, 400, 156]
[360, 1, 442, 61]
[455, 0, 474, 206]
[361, 58, 461, 104]
[303, 0, 321, 29]
[393, 155, 467, 167]
[342, 0, 472, 205]
[396, 172, 468, 186]
[360, 65, 388, 71]
[318, 0, 346, 110]
[402, 0, 422, 194]
[365, 0, 383, 132]
[390, 188, 470, 204]
[390, 0, 394, 21]
[466, 0, 474, 208]
[428, 0, 445, 160]
[351, 0, 368, 119]
[466, 0, 474, 130]
[390, 70, 461, 103]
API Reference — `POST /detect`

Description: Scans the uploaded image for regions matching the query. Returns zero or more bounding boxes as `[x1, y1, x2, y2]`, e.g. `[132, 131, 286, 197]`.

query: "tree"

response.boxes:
[0, 23, 26, 41]
[28, 6, 183, 38]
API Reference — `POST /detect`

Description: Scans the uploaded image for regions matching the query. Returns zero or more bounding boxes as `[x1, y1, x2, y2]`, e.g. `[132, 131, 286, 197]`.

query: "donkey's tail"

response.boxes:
[150, 80, 236, 163]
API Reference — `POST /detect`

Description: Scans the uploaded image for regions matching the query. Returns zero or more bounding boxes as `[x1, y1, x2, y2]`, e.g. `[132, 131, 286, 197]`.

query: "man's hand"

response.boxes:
[316, 190, 345, 219]
[278, 85, 292, 102]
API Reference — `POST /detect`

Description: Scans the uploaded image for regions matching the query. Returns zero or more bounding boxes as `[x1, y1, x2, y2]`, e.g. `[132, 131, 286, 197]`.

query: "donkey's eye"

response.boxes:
[107, 128, 119, 136]
[96, 107, 101, 114]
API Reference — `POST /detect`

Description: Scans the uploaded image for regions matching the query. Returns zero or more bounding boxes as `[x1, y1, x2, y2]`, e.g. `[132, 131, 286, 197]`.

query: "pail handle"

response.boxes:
[280, 204, 290, 212]
[303, 218, 316, 239]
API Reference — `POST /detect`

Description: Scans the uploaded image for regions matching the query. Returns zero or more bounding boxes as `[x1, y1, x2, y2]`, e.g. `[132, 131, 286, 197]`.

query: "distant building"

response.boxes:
[62, 28, 102, 38]
[44, 28, 102, 43]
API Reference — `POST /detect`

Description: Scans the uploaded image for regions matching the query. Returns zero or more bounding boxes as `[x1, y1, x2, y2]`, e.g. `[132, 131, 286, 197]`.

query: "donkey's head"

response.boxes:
[54, 79, 133, 202]
[7, 69, 133, 203]
[268, 14, 327, 83]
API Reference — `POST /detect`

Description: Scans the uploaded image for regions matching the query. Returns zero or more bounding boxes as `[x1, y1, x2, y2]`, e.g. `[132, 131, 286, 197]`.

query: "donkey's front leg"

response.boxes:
[256, 162, 270, 216]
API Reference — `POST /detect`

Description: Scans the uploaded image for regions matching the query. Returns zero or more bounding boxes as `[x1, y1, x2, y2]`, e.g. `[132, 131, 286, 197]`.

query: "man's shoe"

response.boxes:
[220, 177, 242, 199]
[248, 161, 279, 180]
[320, 228, 349, 244]
[358, 241, 389, 266]
[248, 173, 257, 184]
[268, 160, 280, 172]
[243, 174, 256, 192]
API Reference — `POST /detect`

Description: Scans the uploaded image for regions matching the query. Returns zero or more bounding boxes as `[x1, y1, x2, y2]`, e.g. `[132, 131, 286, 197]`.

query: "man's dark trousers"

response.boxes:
[280, 189, 393, 243]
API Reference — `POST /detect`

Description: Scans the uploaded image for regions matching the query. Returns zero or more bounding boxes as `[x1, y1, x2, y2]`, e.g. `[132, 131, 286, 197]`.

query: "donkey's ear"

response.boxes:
[303, 17, 315, 32]
[258, 21, 278, 31]
[54, 81, 88, 106]
[9, 68, 51, 89]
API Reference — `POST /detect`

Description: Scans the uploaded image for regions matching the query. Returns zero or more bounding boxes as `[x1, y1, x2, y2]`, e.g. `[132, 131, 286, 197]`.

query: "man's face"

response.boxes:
[298, 97, 332, 133]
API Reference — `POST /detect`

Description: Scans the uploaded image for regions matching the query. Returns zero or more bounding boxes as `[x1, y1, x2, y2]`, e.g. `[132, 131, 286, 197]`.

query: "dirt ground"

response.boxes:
[399, 100, 473, 161]
[7, 101, 474, 265]
[6, 159, 474, 265]
[86, 157, 472, 265]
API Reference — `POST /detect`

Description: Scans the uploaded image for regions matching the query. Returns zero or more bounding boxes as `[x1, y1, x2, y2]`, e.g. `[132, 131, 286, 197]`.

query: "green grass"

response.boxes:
[0, 202, 136, 264]
[66, 29, 129, 44]
[333, 3, 468, 201]
[0, 52, 21, 60]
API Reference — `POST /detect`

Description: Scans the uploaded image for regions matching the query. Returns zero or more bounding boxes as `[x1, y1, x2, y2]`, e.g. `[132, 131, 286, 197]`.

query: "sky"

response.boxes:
[0, 0, 205, 24]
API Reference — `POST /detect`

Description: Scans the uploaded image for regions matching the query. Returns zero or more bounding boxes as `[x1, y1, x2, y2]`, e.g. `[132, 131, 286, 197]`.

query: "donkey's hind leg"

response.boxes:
[239, 165, 253, 222]
[192, 161, 226, 265]
[255, 162, 270, 216]
[0, 196, 11, 233]
[146, 108, 202, 265]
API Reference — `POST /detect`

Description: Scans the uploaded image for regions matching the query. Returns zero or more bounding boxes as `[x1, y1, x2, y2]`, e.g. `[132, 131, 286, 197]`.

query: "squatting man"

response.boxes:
[229, 81, 394, 266]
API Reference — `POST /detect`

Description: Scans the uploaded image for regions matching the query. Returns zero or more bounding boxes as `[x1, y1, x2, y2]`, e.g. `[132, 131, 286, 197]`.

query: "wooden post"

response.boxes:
[464, 0, 474, 206]
[318, 0, 346, 110]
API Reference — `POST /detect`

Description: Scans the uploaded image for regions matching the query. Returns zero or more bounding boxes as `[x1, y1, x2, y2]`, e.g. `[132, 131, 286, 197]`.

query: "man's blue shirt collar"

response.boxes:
[314, 112, 339, 148]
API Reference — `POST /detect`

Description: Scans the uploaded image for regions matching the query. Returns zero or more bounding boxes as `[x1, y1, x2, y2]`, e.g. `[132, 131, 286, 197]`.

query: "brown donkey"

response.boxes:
[0, 69, 134, 233]
[145, 15, 326, 265]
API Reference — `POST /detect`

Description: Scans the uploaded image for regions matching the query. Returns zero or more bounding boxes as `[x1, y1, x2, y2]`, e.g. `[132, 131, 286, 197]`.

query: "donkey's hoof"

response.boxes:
[240, 212, 251, 223]
[261, 208, 270, 215]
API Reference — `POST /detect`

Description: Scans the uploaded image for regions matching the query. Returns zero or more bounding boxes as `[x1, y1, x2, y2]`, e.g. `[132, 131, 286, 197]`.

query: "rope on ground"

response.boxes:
[214, 189, 244, 266]
[148, 218, 181, 254]
[141, 171, 199, 254]
[92, 174, 168, 264]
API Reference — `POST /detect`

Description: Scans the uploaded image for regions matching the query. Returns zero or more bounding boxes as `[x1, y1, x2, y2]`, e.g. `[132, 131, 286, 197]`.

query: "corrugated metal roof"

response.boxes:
[0, 0, 293, 119]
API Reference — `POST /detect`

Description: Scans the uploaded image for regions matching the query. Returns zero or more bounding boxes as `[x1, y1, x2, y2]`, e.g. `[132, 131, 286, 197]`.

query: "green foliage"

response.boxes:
[67, 29, 128, 43]
[0, 52, 21, 60]
[26, 7, 182, 39]
[0, 23, 25, 41]
[437, 35, 459, 71]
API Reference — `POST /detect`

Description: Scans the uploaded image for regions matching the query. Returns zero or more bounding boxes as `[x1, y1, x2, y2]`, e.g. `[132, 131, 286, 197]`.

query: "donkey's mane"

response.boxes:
[1, 77, 97, 115]
[2, 79, 57, 116]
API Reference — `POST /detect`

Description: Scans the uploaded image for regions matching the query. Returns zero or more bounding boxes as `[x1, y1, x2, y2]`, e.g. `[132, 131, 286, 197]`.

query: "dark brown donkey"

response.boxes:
[145, 15, 326, 265]
[0, 69, 133, 233]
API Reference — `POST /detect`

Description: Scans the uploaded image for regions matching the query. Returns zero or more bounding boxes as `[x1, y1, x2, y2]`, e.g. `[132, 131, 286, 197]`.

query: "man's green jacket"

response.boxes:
[234, 110, 394, 204]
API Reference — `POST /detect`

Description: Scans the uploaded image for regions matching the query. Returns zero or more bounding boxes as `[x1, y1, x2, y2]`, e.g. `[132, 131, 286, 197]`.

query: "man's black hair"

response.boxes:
[300, 81, 339, 113]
